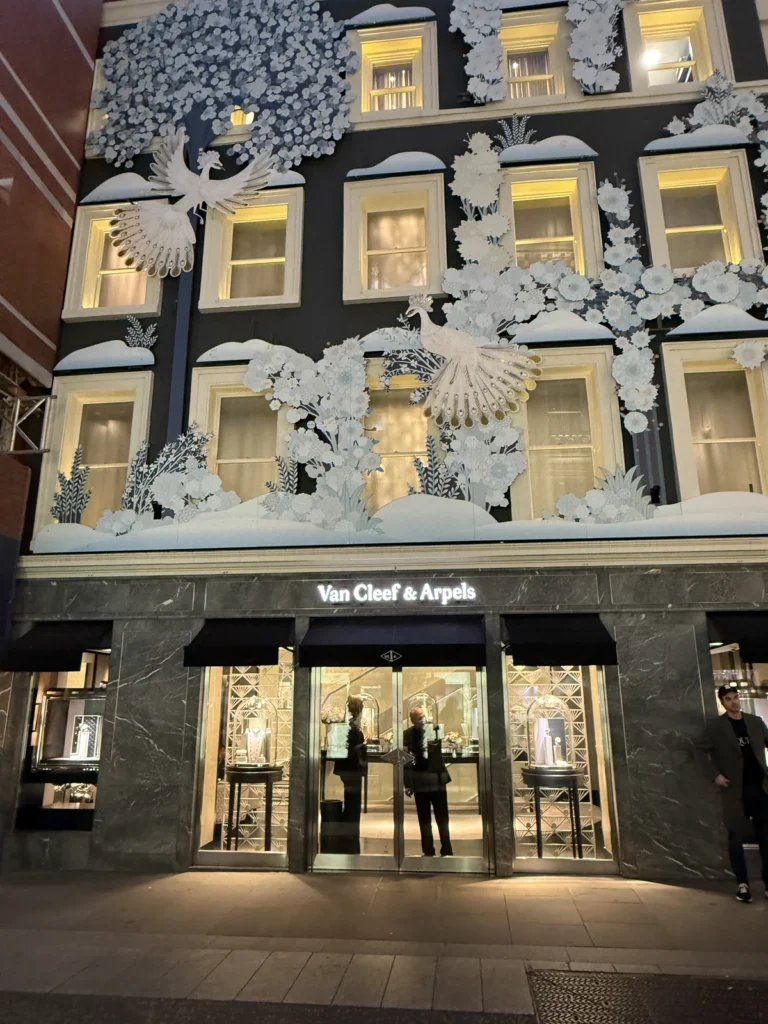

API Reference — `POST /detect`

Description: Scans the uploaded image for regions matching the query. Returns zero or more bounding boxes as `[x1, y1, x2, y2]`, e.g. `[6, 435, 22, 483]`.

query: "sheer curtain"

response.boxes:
[96, 231, 147, 308]
[372, 62, 414, 110]
[507, 48, 553, 99]
[366, 209, 427, 290]
[78, 401, 134, 527]
[526, 378, 595, 517]
[364, 388, 428, 510]
[215, 395, 278, 499]
[513, 194, 576, 269]
[660, 182, 726, 268]
[229, 212, 287, 298]
[685, 370, 762, 494]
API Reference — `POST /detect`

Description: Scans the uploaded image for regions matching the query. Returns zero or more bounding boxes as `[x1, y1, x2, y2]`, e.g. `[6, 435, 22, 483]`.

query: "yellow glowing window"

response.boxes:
[224, 204, 288, 299]
[510, 177, 583, 273]
[501, 21, 560, 100]
[364, 380, 428, 511]
[230, 106, 255, 126]
[361, 37, 423, 113]
[364, 195, 428, 292]
[639, 6, 712, 87]
[82, 220, 147, 310]
[214, 393, 278, 500]
[527, 378, 596, 518]
[76, 399, 134, 528]
[657, 166, 740, 269]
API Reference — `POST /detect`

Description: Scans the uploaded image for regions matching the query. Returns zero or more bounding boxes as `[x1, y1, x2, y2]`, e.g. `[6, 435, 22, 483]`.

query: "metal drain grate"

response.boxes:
[529, 970, 768, 1024]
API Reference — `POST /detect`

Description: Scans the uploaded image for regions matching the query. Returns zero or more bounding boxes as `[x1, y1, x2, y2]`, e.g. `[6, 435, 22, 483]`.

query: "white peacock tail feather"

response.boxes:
[425, 346, 542, 427]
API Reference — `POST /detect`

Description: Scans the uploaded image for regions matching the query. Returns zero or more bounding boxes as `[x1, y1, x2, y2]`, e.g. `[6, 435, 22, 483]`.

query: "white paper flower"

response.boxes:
[733, 339, 767, 369]
[623, 411, 649, 434]
[619, 382, 656, 411]
[630, 330, 652, 348]
[636, 295, 664, 320]
[597, 182, 631, 219]
[704, 275, 740, 302]
[612, 347, 654, 386]
[600, 269, 630, 292]
[604, 243, 638, 266]
[558, 274, 591, 301]
[641, 265, 674, 294]
[692, 261, 727, 291]
[680, 298, 706, 320]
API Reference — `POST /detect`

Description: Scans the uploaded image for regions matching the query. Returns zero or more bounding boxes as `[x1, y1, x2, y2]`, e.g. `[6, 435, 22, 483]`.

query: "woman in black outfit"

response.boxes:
[333, 694, 367, 854]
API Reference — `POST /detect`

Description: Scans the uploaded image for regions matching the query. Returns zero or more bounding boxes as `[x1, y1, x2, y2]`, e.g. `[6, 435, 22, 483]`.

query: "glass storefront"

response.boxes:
[711, 644, 768, 726]
[506, 661, 616, 865]
[196, 649, 294, 865]
[310, 665, 489, 872]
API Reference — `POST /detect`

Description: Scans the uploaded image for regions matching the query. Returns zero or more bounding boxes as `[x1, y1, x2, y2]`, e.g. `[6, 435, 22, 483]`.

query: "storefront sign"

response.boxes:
[317, 581, 478, 606]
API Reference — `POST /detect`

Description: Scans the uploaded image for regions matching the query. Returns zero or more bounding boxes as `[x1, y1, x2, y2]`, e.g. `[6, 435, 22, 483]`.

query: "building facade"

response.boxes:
[1, 0, 768, 879]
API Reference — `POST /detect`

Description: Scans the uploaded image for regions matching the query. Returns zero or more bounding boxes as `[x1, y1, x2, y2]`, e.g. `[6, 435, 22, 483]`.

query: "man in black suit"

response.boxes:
[696, 684, 768, 903]
[403, 706, 453, 857]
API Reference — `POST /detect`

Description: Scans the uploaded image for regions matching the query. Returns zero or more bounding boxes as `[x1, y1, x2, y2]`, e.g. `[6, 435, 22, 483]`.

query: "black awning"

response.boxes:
[503, 614, 617, 666]
[0, 621, 112, 672]
[298, 615, 486, 668]
[708, 612, 768, 663]
[184, 618, 294, 667]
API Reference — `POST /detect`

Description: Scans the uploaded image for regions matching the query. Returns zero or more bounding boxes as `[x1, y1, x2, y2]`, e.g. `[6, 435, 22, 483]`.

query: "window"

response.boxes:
[662, 340, 768, 500]
[189, 365, 287, 500]
[625, 1, 732, 93]
[510, 347, 623, 520]
[343, 173, 447, 302]
[639, 152, 762, 272]
[199, 189, 303, 311]
[364, 366, 430, 511]
[500, 163, 603, 278]
[63, 205, 162, 322]
[35, 371, 153, 534]
[500, 13, 567, 102]
[348, 21, 438, 122]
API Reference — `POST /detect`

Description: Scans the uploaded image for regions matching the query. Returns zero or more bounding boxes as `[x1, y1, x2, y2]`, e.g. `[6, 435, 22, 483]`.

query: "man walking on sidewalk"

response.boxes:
[696, 684, 768, 903]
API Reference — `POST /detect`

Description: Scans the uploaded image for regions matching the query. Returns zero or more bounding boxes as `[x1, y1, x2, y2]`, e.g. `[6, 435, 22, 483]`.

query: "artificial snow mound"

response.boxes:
[512, 311, 615, 345]
[655, 491, 768, 518]
[499, 136, 598, 165]
[645, 125, 751, 153]
[668, 304, 767, 336]
[347, 4, 435, 27]
[197, 339, 273, 363]
[347, 152, 446, 179]
[55, 339, 154, 372]
[81, 172, 161, 203]
[266, 169, 305, 188]
[375, 494, 496, 542]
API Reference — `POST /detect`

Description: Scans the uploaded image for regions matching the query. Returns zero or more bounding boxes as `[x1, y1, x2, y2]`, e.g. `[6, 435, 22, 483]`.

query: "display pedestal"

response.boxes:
[225, 765, 283, 852]
[522, 765, 584, 859]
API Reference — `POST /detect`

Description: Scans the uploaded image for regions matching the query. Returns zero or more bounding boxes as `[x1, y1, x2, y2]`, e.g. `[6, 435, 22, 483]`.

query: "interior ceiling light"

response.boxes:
[643, 48, 662, 67]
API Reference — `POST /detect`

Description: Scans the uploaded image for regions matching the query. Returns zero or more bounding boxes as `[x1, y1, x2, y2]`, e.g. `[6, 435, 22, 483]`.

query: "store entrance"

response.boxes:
[310, 665, 489, 873]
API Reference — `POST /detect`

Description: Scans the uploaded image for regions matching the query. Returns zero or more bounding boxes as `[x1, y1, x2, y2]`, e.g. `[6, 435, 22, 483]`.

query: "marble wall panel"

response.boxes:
[13, 578, 197, 621]
[609, 570, 767, 609]
[604, 612, 729, 881]
[483, 614, 514, 877]
[90, 617, 203, 872]
[288, 636, 310, 873]
[0, 671, 32, 844]
[1, 832, 91, 872]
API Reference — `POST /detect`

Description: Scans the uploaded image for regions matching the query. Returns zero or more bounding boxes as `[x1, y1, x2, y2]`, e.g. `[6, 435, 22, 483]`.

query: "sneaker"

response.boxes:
[736, 883, 752, 903]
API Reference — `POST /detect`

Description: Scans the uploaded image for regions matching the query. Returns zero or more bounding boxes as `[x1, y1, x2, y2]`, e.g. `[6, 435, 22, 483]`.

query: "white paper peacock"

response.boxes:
[109, 128, 275, 277]
[405, 295, 542, 426]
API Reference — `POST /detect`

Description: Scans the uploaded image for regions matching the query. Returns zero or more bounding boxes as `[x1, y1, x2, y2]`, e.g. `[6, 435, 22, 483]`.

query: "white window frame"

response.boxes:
[509, 345, 624, 520]
[343, 172, 447, 303]
[662, 338, 768, 500]
[624, 0, 733, 96]
[198, 188, 304, 312]
[188, 365, 289, 495]
[497, 6, 575, 108]
[35, 370, 153, 534]
[348, 21, 439, 123]
[63, 204, 162, 322]
[498, 162, 603, 278]
[638, 150, 762, 273]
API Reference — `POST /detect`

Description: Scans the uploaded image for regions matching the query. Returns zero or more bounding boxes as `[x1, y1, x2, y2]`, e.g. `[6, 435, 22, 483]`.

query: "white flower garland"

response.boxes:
[566, 0, 625, 95]
[449, 0, 506, 104]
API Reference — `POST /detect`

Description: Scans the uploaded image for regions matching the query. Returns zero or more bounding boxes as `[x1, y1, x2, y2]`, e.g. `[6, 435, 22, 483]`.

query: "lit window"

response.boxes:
[663, 341, 768, 500]
[527, 378, 596, 517]
[639, 152, 762, 272]
[230, 106, 255, 126]
[77, 401, 134, 528]
[638, 5, 710, 86]
[348, 21, 438, 121]
[344, 174, 447, 302]
[501, 163, 603, 278]
[214, 394, 278, 500]
[63, 206, 162, 322]
[364, 383, 428, 511]
[500, 19, 562, 100]
[199, 189, 303, 311]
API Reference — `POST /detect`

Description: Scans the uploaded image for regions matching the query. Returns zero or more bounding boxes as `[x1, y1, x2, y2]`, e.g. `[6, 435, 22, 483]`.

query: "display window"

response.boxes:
[506, 661, 616, 864]
[710, 645, 768, 727]
[196, 651, 294, 864]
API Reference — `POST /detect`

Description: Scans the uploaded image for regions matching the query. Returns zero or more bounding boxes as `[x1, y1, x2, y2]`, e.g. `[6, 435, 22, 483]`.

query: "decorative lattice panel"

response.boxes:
[222, 649, 293, 853]
[507, 663, 597, 860]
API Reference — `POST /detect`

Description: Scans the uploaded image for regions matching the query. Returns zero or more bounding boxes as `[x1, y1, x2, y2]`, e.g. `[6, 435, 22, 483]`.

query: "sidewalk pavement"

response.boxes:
[0, 871, 767, 1017]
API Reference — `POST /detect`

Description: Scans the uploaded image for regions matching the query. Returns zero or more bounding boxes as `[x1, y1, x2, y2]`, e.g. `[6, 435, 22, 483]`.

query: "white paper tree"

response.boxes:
[51, 446, 91, 524]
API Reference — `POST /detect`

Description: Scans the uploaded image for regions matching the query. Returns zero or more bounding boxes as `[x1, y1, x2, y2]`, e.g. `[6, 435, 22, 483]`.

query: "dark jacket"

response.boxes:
[695, 712, 768, 832]
[332, 724, 366, 777]
[403, 725, 450, 792]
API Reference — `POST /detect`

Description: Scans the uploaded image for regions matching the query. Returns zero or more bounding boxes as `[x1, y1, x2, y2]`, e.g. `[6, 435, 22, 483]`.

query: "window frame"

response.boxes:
[348, 21, 439, 123]
[35, 370, 153, 534]
[198, 187, 304, 312]
[497, 7, 573, 107]
[509, 345, 624, 520]
[624, 0, 733, 96]
[62, 204, 163, 322]
[662, 338, 768, 500]
[638, 150, 762, 273]
[498, 162, 603, 279]
[188, 365, 289, 499]
[343, 172, 447, 304]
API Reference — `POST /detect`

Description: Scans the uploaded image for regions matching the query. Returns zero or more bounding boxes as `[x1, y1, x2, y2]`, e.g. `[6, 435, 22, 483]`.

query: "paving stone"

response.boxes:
[283, 953, 352, 1005]
[481, 958, 534, 1015]
[613, 964, 662, 974]
[236, 951, 311, 1002]
[141, 950, 229, 998]
[381, 955, 436, 1010]
[97, 952, 184, 996]
[569, 962, 616, 972]
[525, 960, 570, 971]
[432, 957, 482, 1013]
[54, 953, 145, 994]
[190, 950, 271, 1000]
[333, 954, 394, 1007]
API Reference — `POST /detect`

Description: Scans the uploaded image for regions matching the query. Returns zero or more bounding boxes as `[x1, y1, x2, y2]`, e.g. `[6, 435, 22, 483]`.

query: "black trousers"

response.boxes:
[727, 784, 768, 886]
[339, 774, 363, 855]
[414, 789, 453, 856]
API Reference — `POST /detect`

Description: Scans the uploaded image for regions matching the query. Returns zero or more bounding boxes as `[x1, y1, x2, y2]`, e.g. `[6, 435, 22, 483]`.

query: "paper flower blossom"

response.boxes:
[733, 339, 768, 369]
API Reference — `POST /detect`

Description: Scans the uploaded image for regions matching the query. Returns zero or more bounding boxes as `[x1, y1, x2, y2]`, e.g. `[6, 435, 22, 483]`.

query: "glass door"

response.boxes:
[310, 665, 490, 873]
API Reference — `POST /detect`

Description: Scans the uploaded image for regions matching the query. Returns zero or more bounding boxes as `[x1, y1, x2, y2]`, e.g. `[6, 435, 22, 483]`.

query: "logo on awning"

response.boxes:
[380, 649, 403, 663]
